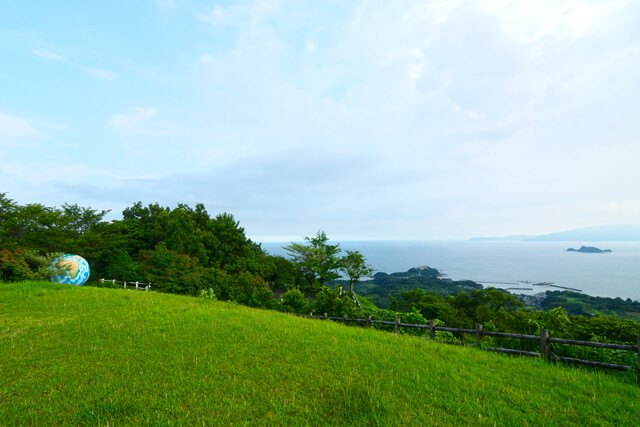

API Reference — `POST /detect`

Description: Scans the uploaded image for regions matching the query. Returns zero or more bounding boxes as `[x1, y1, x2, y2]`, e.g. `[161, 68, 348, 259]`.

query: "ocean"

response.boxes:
[259, 240, 640, 301]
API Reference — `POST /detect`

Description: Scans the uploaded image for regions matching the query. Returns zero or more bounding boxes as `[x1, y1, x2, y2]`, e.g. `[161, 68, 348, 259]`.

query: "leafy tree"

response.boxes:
[140, 243, 205, 295]
[284, 230, 341, 288]
[340, 250, 373, 294]
[103, 249, 140, 282]
[0, 194, 109, 258]
[121, 202, 170, 250]
[165, 207, 209, 264]
[206, 213, 261, 272]
[0, 193, 19, 248]
[257, 255, 297, 288]
[0, 248, 32, 281]
[312, 286, 358, 317]
[229, 271, 271, 306]
[59, 203, 110, 236]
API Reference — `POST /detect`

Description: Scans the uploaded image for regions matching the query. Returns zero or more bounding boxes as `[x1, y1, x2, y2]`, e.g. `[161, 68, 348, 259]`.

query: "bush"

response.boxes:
[360, 306, 429, 336]
[230, 272, 272, 306]
[279, 288, 309, 313]
[140, 243, 206, 295]
[22, 250, 66, 281]
[0, 248, 32, 281]
[247, 286, 277, 309]
[200, 268, 235, 301]
[199, 288, 217, 300]
[310, 287, 359, 318]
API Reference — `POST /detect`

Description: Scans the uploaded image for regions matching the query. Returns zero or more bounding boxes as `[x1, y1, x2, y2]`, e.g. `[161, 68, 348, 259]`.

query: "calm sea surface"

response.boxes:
[259, 241, 640, 301]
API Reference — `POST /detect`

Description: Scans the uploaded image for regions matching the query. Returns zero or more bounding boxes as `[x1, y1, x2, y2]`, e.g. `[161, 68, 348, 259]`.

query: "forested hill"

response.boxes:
[0, 195, 372, 308]
[334, 266, 483, 309]
[526, 224, 640, 241]
[0, 194, 298, 305]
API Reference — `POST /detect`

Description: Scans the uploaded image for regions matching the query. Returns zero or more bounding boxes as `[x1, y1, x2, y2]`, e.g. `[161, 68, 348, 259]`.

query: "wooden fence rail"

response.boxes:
[295, 312, 640, 372]
[99, 278, 152, 291]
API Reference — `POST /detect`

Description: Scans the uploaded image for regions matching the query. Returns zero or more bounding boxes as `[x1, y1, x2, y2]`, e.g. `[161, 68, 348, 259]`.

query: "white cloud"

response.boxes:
[155, 0, 176, 12]
[109, 107, 159, 133]
[84, 67, 117, 81]
[480, 0, 624, 42]
[200, 0, 284, 27]
[200, 5, 234, 26]
[3, 0, 639, 239]
[304, 40, 316, 54]
[198, 54, 214, 63]
[180, 0, 640, 238]
[12, 32, 116, 81]
[29, 48, 66, 61]
[0, 112, 42, 143]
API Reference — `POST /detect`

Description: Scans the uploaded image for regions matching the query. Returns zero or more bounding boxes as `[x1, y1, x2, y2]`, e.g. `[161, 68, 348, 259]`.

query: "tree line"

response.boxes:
[0, 194, 371, 307]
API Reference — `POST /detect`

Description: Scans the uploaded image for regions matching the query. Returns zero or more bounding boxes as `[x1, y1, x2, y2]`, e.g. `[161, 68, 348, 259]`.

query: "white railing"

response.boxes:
[99, 278, 151, 291]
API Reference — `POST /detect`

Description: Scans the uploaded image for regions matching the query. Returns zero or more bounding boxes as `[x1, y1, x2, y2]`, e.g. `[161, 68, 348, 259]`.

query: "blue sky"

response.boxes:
[1, 0, 639, 241]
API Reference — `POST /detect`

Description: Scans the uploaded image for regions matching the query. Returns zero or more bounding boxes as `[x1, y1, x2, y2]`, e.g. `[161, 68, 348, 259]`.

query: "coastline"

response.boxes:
[260, 240, 640, 301]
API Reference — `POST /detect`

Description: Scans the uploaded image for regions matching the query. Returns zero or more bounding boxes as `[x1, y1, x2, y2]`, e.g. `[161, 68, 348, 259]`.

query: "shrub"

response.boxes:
[280, 288, 309, 313]
[247, 286, 277, 309]
[0, 248, 32, 281]
[22, 250, 66, 281]
[199, 288, 217, 300]
[230, 272, 272, 306]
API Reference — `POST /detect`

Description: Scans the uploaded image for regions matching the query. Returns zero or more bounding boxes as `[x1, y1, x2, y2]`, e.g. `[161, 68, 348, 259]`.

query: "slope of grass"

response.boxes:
[1, 281, 639, 425]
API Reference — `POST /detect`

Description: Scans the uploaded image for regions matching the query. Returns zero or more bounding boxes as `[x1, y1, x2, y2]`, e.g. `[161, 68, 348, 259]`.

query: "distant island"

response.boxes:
[566, 246, 612, 253]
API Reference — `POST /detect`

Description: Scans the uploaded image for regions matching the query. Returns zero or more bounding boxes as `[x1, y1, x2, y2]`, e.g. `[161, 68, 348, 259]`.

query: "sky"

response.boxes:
[1, 0, 639, 241]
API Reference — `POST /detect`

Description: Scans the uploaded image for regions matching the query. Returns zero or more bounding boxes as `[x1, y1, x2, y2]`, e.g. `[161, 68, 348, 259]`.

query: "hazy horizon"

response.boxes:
[253, 223, 640, 243]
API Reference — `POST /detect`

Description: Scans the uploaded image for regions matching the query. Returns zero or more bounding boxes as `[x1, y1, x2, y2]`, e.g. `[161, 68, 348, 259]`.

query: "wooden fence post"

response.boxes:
[343, 314, 347, 325]
[429, 319, 436, 340]
[540, 328, 550, 360]
[475, 323, 483, 348]
[309, 312, 313, 318]
[395, 317, 400, 335]
[366, 315, 371, 329]
[324, 312, 328, 320]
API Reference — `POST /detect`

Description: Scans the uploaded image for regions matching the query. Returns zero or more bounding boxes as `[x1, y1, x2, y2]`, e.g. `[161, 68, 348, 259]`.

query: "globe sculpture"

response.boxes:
[51, 254, 90, 286]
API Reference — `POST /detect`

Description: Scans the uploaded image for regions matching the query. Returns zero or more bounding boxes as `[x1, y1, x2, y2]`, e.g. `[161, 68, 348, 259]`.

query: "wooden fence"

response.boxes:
[296, 312, 640, 372]
[99, 278, 152, 291]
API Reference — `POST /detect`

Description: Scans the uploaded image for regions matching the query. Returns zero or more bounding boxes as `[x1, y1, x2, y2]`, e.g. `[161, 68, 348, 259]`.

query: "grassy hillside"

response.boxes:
[1, 282, 638, 425]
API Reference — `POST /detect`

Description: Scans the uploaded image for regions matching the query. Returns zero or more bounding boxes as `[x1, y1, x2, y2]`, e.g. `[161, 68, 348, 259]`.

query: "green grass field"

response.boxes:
[1, 281, 639, 425]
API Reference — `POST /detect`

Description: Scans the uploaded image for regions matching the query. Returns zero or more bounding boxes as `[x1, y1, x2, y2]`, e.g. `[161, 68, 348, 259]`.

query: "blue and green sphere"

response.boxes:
[51, 254, 90, 286]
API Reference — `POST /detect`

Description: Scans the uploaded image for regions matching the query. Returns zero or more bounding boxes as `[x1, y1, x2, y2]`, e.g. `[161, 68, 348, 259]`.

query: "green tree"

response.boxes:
[140, 243, 205, 295]
[0, 193, 19, 249]
[104, 249, 140, 282]
[229, 271, 271, 306]
[340, 250, 374, 294]
[283, 230, 341, 288]
[0, 248, 32, 281]
[207, 213, 260, 272]
[279, 288, 309, 313]
[165, 207, 209, 264]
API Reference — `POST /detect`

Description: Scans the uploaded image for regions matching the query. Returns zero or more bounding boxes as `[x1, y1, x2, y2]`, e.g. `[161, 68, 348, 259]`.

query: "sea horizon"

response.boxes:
[259, 240, 640, 302]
